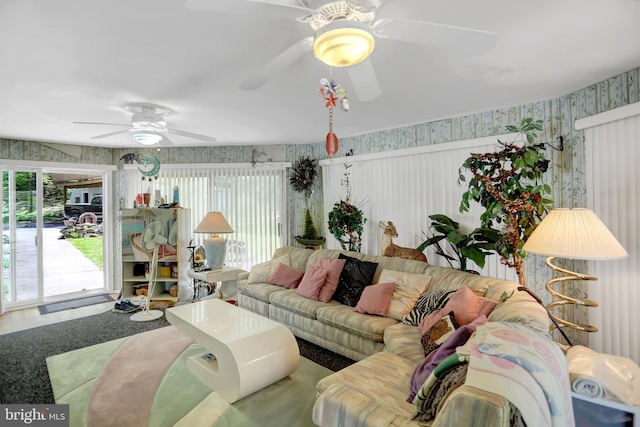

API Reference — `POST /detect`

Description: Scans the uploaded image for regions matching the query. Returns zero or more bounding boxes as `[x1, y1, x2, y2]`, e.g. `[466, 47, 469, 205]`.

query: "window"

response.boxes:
[123, 163, 288, 270]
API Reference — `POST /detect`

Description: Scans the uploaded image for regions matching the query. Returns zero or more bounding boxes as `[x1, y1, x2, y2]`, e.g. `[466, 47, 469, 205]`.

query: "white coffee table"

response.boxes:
[166, 299, 300, 403]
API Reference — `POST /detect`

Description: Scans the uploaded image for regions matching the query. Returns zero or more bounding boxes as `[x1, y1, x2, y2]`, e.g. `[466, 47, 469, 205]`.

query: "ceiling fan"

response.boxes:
[73, 103, 217, 147]
[185, 0, 498, 101]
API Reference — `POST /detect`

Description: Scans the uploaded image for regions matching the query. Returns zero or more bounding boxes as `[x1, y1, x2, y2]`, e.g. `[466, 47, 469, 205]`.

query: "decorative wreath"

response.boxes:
[290, 156, 318, 197]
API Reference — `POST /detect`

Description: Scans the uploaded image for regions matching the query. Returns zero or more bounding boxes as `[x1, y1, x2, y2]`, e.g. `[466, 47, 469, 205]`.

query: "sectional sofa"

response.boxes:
[237, 246, 559, 426]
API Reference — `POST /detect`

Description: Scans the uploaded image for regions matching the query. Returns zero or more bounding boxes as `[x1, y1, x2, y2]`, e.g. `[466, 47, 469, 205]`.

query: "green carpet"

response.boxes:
[0, 308, 354, 405]
[47, 326, 333, 427]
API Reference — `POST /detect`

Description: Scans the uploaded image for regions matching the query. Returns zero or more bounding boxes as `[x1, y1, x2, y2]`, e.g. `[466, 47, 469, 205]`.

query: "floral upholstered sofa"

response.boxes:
[237, 246, 570, 426]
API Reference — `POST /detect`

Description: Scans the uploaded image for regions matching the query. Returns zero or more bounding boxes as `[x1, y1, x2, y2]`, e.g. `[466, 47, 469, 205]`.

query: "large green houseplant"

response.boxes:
[417, 214, 499, 273]
[458, 118, 553, 287]
[327, 197, 367, 252]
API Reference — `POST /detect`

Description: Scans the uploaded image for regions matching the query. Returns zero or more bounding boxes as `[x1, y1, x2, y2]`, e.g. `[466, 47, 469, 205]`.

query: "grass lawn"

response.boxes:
[67, 237, 103, 269]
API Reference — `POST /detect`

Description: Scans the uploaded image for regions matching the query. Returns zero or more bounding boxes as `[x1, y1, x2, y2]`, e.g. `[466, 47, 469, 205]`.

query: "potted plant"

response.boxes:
[295, 208, 325, 247]
[458, 118, 553, 287]
[417, 214, 499, 273]
[327, 197, 367, 252]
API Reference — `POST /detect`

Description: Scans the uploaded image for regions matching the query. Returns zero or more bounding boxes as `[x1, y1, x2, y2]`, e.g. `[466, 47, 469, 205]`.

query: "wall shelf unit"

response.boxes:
[120, 207, 190, 304]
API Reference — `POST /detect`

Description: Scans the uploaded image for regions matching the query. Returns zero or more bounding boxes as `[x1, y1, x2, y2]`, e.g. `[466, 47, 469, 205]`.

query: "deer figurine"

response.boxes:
[379, 221, 428, 263]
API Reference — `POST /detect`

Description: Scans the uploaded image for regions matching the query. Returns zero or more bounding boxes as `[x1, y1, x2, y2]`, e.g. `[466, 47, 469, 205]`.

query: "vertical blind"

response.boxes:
[579, 105, 640, 364]
[320, 136, 519, 283]
[124, 163, 288, 270]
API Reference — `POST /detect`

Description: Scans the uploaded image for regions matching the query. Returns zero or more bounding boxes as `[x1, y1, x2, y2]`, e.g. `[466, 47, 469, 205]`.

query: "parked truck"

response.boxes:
[64, 195, 102, 222]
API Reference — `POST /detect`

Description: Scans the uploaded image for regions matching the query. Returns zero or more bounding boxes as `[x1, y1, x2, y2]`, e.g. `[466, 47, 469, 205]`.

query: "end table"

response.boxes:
[187, 267, 246, 302]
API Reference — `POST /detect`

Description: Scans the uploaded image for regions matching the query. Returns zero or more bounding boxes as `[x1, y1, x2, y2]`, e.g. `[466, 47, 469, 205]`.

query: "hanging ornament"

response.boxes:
[319, 77, 348, 157]
[326, 131, 339, 157]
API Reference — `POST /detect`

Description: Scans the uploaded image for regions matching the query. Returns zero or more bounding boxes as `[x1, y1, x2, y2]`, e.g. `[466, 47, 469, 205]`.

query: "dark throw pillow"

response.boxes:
[333, 254, 378, 307]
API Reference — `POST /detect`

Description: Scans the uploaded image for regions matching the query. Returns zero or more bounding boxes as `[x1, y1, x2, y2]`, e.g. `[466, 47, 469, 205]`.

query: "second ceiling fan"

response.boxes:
[73, 103, 217, 147]
[185, 0, 498, 101]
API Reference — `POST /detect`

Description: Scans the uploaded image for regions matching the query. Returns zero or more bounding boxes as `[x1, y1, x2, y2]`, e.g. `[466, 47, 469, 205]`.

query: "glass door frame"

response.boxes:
[0, 159, 116, 314]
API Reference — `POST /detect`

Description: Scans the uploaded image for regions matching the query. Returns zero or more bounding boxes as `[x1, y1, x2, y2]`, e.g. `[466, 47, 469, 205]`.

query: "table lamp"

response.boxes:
[194, 212, 234, 269]
[522, 208, 627, 334]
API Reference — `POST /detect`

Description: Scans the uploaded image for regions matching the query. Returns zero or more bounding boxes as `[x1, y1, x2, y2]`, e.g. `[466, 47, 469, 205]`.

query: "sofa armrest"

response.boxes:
[237, 271, 249, 281]
[313, 383, 428, 427]
[432, 385, 512, 427]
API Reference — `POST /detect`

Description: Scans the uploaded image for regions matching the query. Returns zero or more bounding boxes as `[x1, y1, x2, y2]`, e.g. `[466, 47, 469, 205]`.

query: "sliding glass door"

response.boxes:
[2, 169, 41, 307]
[1, 167, 107, 311]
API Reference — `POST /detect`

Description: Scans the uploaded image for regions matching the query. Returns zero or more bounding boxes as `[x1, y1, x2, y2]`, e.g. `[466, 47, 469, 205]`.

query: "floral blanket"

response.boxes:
[464, 322, 574, 427]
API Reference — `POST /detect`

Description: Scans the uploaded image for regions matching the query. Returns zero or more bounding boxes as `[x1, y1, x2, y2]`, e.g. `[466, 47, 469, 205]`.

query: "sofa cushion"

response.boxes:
[247, 254, 289, 284]
[267, 262, 305, 288]
[419, 285, 497, 334]
[421, 311, 459, 356]
[383, 323, 425, 363]
[296, 266, 329, 300]
[238, 281, 286, 303]
[315, 257, 347, 303]
[354, 282, 396, 316]
[272, 246, 314, 270]
[333, 254, 378, 307]
[316, 304, 397, 342]
[306, 249, 428, 284]
[402, 289, 456, 326]
[270, 288, 341, 320]
[378, 269, 432, 321]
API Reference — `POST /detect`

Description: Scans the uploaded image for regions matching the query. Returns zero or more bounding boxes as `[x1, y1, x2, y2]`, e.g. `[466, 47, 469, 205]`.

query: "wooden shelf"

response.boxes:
[120, 208, 190, 301]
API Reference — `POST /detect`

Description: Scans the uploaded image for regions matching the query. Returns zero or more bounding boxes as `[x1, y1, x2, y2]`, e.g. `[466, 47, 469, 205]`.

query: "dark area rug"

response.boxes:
[37, 294, 114, 315]
[0, 309, 355, 404]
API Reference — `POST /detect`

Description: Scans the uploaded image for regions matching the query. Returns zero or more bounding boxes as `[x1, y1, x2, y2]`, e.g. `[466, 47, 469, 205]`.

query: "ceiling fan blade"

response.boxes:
[168, 128, 216, 142]
[90, 129, 131, 139]
[184, 0, 313, 20]
[373, 18, 498, 54]
[346, 58, 381, 102]
[240, 37, 313, 90]
[159, 135, 175, 147]
[73, 121, 129, 127]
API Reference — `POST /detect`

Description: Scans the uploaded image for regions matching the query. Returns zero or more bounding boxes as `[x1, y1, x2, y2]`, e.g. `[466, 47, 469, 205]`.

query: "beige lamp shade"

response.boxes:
[523, 208, 628, 260]
[194, 212, 234, 234]
[194, 212, 234, 269]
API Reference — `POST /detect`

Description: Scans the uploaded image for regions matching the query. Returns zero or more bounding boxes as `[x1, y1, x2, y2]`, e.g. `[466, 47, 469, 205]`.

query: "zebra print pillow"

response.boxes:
[402, 289, 456, 326]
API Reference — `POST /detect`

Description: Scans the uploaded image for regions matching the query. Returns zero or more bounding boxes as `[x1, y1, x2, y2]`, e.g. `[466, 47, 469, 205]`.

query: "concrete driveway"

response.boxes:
[5, 223, 104, 303]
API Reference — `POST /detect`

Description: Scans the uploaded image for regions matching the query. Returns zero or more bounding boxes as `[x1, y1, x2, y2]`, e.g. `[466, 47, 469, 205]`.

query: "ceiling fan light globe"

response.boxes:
[313, 21, 374, 67]
[133, 132, 162, 145]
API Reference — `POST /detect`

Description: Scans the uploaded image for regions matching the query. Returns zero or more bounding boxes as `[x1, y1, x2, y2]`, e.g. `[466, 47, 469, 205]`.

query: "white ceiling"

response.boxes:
[0, 0, 639, 150]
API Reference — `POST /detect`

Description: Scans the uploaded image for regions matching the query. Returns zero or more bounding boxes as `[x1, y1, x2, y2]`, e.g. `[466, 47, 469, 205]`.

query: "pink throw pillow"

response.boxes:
[267, 263, 305, 289]
[315, 258, 347, 303]
[419, 285, 497, 334]
[354, 282, 396, 315]
[296, 266, 329, 300]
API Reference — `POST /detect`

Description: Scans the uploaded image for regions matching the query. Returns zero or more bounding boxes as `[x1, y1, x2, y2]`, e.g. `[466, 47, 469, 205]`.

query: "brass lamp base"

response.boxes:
[545, 256, 599, 334]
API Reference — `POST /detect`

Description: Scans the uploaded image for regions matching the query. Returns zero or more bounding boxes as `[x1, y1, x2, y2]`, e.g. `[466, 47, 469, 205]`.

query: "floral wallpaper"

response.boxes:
[2, 67, 638, 345]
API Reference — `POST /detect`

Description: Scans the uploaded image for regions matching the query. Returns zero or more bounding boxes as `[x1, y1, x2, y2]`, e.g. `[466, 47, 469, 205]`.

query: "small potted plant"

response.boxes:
[295, 208, 325, 247]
